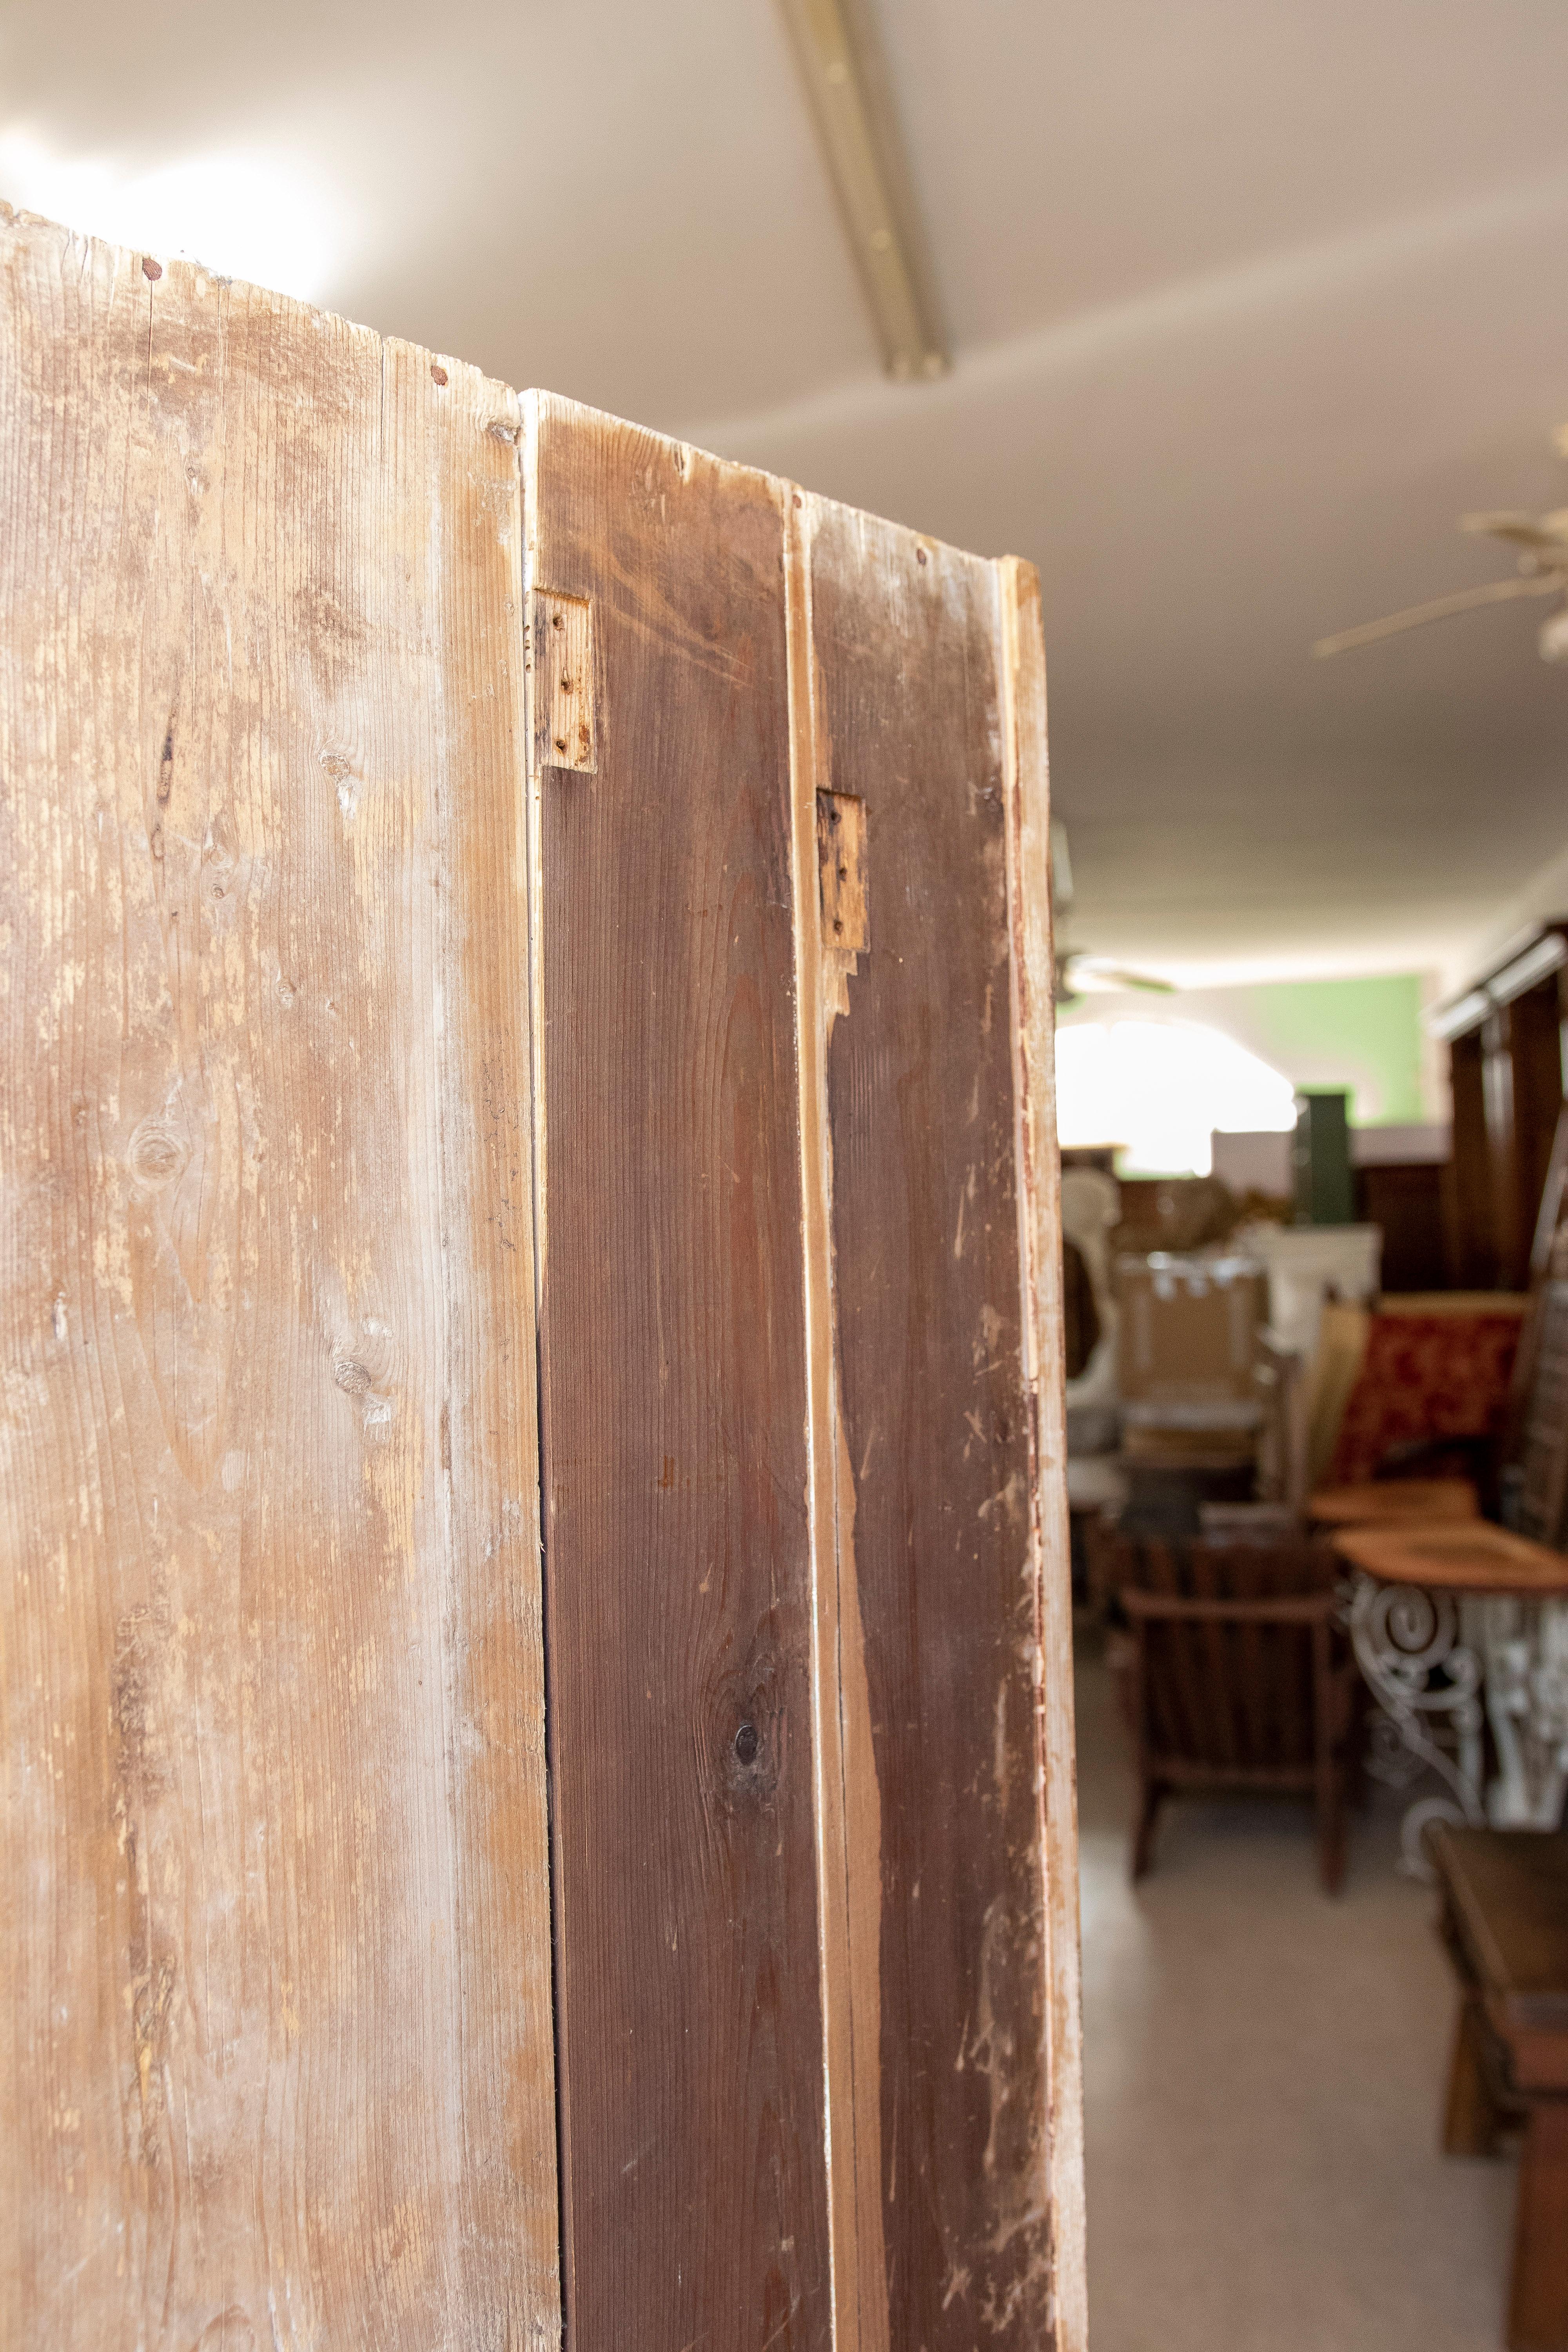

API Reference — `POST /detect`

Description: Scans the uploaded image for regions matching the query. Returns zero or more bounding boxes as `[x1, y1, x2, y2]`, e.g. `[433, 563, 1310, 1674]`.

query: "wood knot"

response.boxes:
[141, 256, 162, 281]
[430, 363, 448, 387]
[127, 1120, 187, 1191]
[332, 1357, 373, 1396]
[733, 1721, 760, 1767]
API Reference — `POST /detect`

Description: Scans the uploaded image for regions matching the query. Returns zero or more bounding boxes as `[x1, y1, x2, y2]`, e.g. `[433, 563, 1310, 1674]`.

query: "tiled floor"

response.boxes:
[1076, 1637, 1519, 2352]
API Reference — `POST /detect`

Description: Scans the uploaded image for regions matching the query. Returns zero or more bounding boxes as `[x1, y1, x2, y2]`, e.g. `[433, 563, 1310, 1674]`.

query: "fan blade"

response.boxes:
[1066, 955, 1176, 995]
[1312, 571, 1563, 658]
[1460, 510, 1568, 552]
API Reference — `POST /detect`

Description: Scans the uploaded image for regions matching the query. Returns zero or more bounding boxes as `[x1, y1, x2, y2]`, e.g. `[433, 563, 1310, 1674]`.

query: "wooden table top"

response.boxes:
[1308, 1478, 1479, 1528]
[1331, 1517, 1568, 1595]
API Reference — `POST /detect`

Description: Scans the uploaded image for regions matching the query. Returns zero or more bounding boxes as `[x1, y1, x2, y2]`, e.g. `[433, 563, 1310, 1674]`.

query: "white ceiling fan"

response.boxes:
[1051, 822, 1176, 1005]
[1313, 426, 1568, 664]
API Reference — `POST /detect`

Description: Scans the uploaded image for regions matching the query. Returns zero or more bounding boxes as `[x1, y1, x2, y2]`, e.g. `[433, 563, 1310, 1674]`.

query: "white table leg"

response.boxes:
[1480, 1595, 1568, 1830]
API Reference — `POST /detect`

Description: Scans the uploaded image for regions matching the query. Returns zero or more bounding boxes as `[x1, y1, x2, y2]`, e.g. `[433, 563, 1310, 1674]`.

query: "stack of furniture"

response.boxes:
[1115, 1250, 1265, 1479]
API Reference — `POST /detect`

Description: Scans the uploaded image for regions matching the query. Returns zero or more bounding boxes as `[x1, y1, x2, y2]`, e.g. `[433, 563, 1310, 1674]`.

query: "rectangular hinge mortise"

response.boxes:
[817, 789, 868, 1018]
[532, 590, 597, 772]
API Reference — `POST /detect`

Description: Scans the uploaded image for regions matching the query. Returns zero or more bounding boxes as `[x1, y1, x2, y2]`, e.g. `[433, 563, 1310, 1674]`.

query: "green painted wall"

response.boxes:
[1229, 974, 1427, 1126]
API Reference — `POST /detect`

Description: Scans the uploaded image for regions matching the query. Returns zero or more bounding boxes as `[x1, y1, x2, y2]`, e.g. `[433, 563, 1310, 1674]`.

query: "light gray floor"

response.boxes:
[1076, 1638, 1519, 2352]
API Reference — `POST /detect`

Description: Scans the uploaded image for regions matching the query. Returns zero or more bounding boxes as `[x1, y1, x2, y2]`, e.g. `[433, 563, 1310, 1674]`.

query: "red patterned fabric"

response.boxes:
[1327, 1310, 1523, 1486]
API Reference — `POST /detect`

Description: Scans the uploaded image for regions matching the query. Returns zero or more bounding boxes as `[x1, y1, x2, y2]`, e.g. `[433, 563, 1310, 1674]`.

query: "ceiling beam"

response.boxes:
[777, 0, 949, 381]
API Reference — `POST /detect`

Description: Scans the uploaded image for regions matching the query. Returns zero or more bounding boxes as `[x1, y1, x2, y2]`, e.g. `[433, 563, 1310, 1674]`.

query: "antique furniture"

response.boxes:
[0, 211, 1085, 2349]
[1242, 1220, 1381, 1360]
[1355, 1154, 1450, 1291]
[1332, 1523, 1568, 1873]
[1429, 1826, 1568, 2352]
[1308, 1478, 1480, 1528]
[1321, 1295, 1526, 1495]
[1106, 1533, 1357, 1892]
[1116, 1250, 1265, 1476]
[1254, 1329, 1309, 1514]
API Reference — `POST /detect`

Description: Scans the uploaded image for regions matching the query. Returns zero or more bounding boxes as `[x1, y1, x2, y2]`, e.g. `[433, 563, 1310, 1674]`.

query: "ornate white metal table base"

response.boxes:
[1481, 1596, 1568, 1830]
[1349, 1573, 1568, 1876]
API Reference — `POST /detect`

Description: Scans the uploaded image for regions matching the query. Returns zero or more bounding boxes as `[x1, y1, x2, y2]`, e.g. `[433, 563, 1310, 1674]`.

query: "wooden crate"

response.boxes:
[0, 206, 1083, 2350]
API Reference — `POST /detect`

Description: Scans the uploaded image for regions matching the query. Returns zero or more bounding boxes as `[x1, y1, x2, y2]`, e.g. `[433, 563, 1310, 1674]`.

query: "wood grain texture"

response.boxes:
[786, 504, 889, 2352]
[802, 505, 1071, 2346]
[997, 557, 1086, 2351]
[0, 210, 558, 2349]
[2, 216, 1084, 2349]
[524, 395, 832, 2352]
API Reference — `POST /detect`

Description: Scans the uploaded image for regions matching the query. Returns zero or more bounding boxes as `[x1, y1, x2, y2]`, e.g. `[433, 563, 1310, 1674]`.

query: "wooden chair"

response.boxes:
[1429, 1826, 1568, 2352]
[1105, 1532, 1358, 1893]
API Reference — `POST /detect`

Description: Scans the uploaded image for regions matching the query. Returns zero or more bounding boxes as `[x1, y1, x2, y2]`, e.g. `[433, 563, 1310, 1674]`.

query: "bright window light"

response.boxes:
[0, 124, 354, 303]
[1056, 1018, 1297, 1177]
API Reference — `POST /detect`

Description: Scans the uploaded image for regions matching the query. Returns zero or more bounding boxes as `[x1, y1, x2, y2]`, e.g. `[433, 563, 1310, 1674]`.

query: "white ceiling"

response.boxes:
[6, 0, 1568, 986]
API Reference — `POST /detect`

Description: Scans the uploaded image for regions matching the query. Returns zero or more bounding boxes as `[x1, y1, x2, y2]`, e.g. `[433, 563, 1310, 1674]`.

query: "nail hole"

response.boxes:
[554, 737, 568, 753]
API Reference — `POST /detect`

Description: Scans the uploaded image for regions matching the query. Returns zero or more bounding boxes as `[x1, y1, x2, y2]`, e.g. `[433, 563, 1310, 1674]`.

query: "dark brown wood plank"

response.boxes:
[526, 396, 831, 2352]
[1444, 1027, 1497, 1289]
[805, 502, 1054, 2347]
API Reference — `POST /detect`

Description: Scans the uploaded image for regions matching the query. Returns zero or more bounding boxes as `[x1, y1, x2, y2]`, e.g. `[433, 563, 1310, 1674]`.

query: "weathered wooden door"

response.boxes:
[0, 207, 1083, 2351]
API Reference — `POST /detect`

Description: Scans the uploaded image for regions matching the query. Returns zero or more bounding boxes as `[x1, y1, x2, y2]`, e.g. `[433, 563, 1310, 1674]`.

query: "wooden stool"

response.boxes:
[1428, 1826, 1568, 2352]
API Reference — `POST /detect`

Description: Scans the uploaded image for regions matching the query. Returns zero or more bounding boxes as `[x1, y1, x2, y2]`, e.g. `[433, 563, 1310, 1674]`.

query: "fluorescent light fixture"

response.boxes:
[0, 123, 354, 303]
[777, 0, 947, 381]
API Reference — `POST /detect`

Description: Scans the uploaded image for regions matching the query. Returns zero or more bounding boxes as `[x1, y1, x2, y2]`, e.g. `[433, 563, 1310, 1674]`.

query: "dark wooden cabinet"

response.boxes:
[1434, 935, 1568, 1292]
[1355, 1161, 1449, 1292]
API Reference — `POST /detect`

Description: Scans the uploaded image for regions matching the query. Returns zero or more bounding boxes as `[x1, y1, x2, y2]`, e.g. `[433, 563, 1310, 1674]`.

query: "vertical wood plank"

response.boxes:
[801, 506, 1080, 2347]
[997, 556, 1086, 2349]
[0, 210, 558, 2349]
[524, 395, 832, 2352]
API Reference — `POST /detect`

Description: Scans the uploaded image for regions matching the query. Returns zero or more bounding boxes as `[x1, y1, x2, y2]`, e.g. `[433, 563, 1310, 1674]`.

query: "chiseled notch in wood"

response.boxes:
[817, 788, 868, 1017]
[532, 589, 597, 771]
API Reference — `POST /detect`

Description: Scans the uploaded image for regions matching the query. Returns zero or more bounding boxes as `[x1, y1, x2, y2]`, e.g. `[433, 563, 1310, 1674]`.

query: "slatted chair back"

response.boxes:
[1093, 1527, 1354, 1889]
[1125, 1538, 1337, 1782]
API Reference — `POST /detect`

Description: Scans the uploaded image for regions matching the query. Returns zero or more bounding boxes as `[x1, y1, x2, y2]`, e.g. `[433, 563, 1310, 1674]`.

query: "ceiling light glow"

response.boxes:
[0, 124, 354, 302]
[1055, 1019, 1298, 1178]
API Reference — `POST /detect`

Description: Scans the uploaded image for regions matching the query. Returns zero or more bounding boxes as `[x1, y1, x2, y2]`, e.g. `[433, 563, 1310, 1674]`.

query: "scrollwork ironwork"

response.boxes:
[1348, 1572, 1485, 1877]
